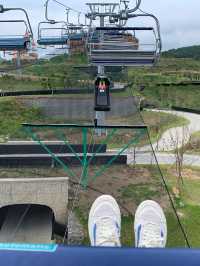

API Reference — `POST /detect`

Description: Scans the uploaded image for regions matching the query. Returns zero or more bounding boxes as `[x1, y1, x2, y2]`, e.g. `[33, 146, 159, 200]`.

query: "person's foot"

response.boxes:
[88, 195, 121, 247]
[134, 200, 167, 248]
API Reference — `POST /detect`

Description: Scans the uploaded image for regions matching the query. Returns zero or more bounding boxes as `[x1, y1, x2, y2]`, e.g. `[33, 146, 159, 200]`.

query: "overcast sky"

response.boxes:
[0, 0, 200, 50]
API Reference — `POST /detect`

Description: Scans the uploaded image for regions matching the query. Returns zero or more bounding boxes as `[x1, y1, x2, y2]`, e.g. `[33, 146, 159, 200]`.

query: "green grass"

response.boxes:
[128, 57, 200, 110]
[0, 96, 188, 142]
[181, 205, 200, 247]
[75, 208, 188, 247]
[75, 165, 200, 248]
[0, 75, 45, 91]
[2, 56, 200, 110]
[120, 183, 161, 205]
[0, 164, 199, 248]
[0, 98, 42, 140]
[140, 85, 200, 110]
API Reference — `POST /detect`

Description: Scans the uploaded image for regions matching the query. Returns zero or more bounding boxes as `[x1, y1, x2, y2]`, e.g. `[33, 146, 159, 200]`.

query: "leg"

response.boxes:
[88, 195, 121, 247]
[134, 200, 167, 248]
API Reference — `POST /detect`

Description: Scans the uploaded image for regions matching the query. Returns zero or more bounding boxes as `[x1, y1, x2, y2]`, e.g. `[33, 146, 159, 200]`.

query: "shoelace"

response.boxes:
[139, 222, 164, 248]
[95, 217, 121, 247]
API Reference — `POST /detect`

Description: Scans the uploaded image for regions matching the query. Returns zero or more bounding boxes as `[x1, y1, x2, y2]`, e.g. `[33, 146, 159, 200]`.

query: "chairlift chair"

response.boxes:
[88, 16, 161, 67]
[37, 21, 69, 46]
[68, 25, 86, 41]
[0, 6, 33, 51]
[68, 25, 87, 53]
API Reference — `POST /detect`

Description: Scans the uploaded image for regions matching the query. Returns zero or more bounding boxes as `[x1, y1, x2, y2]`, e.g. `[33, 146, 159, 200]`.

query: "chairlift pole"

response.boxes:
[95, 14, 106, 136]
[16, 51, 22, 76]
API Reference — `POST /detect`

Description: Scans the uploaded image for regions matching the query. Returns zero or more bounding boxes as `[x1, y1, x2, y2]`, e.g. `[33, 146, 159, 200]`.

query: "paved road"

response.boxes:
[127, 152, 200, 167]
[0, 205, 53, 243]
[148, 110, 200, 152]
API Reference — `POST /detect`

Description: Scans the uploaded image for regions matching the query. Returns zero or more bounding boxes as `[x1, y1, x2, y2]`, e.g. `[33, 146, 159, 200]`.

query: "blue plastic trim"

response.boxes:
[0, 246, 199, 266]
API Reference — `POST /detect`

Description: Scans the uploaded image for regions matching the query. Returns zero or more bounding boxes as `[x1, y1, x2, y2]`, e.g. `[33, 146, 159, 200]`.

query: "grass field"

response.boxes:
[0, 165, 190, 247]
[1, 56, 200, 111]
[0, 161, 199, 247]
[0, 97, 188, 142]
[75, 165, 200, 248]
[1, 54, 200, 248]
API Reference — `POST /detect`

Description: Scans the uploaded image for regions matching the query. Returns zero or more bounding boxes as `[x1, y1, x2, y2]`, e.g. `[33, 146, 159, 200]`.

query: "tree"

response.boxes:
[169, 125, 191, 195]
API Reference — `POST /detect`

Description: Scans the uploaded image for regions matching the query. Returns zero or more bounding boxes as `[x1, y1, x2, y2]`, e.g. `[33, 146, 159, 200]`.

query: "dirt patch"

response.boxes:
[169, 167, 200, 181]
[69, 165, 170, 216]
[182, 168, 200, 181]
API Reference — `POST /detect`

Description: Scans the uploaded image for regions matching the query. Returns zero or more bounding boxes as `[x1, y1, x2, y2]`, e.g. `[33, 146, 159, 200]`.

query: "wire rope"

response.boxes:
[129, 86, 191, 248]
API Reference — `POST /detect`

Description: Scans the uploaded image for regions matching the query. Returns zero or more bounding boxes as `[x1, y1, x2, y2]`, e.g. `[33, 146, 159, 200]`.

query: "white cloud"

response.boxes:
[0, 0, 200, 50]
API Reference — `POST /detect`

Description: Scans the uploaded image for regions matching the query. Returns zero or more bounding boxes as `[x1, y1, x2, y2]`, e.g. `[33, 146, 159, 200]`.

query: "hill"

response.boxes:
[162, 45, 200, 59]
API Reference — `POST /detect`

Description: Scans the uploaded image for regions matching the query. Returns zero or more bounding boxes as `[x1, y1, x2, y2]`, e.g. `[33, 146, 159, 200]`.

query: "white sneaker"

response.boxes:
[134, 200, 167, 248]
[88, 195, 121, 247]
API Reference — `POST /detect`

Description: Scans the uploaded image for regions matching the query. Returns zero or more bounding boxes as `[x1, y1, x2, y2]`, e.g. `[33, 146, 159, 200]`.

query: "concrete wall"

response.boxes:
[0, 177, 68, 225]
[23, 96, 139, 120]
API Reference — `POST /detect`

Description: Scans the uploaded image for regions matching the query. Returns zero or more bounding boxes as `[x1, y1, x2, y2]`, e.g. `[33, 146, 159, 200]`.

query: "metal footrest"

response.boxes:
[90, 50, 156, 66]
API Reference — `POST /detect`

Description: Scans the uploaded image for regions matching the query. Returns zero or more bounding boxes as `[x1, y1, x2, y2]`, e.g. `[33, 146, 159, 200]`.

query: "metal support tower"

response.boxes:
[86, 3, 119, 135]
[96, 15, 105, 136]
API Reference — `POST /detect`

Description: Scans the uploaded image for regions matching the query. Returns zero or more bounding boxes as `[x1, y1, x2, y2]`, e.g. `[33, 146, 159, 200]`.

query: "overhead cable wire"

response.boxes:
[129, 87, 190, 248]
[51, 0, 86, 16]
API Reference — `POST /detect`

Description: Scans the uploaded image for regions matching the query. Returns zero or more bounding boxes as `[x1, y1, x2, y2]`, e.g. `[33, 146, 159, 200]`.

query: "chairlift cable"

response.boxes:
[129, 87, 191, 248]
[51, 0, 86, 16]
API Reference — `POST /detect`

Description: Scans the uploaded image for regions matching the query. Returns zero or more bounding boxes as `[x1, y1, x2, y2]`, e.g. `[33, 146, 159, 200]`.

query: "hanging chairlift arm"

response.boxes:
[45, 0, 55, 22]
[88, 12, 162, 67]
[0, 6, 33, 38]
[45, 0, 83, 22]
[128, 13, 162, 52]
[128, 0, 142, 13]
[38, 21, 68, 40]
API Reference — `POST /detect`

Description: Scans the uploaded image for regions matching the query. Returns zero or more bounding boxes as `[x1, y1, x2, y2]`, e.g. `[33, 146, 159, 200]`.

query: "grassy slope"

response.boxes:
[162, 45, 200, 59]
[0, 97, 189, 141]
[75, 165, 200, 248]
[0, 54, 92, 91]
[0, 161, 199, 247]
[128, 58, 200, 110]
[1, 55, 200, 110]
[162, 166, 200, 247]
[0, 98, 41, 140]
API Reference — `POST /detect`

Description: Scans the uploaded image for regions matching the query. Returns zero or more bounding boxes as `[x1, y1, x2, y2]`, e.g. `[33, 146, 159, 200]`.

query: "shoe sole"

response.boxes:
[88, 195, 121, 246]
[134, 200, 167, 247]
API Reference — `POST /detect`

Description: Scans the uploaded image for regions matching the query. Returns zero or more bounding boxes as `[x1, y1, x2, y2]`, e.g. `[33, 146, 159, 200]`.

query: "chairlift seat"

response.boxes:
[37, 36, 68, 46]
[69, 33, 86, 41]
[0, 36, 30, 51]
[88, 25, 161, 67]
